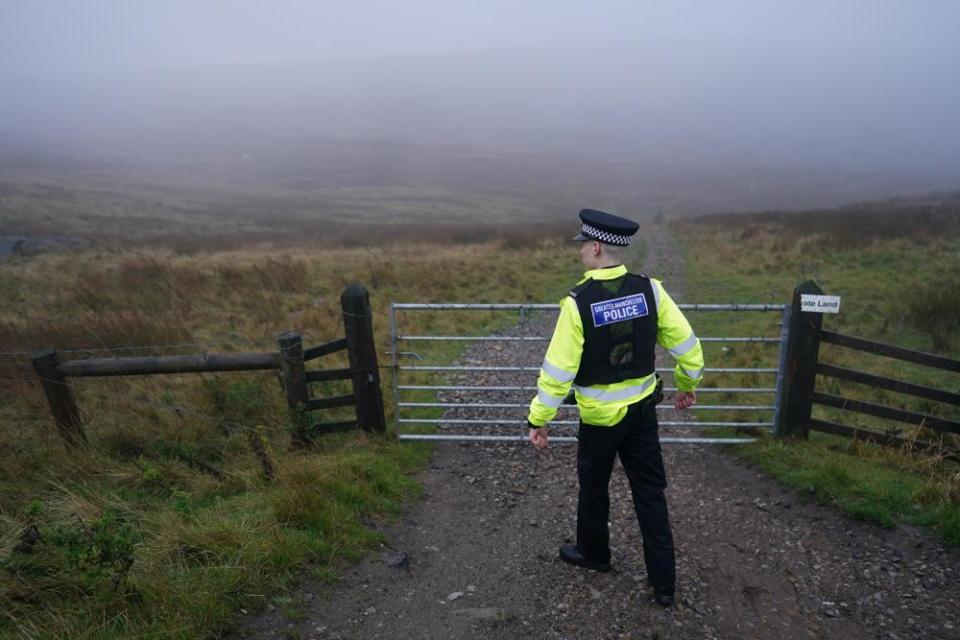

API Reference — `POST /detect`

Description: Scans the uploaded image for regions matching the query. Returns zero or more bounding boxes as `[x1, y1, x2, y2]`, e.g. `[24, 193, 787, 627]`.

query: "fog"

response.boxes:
[2, 0, 959, 210]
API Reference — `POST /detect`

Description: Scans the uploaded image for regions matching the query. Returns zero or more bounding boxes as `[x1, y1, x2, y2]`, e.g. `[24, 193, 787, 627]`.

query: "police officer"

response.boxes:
[527, 209, 704, 607]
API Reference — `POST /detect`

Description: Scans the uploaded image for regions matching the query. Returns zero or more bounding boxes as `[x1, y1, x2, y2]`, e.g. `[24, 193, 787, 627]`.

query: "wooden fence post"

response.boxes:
[773, 280, 824, 439]
[341, 284, 387, 433]
[277, 331, 311, 446]
[31, 349, 88, 447]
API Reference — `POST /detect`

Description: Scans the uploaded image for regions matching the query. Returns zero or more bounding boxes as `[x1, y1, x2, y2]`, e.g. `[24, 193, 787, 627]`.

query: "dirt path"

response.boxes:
[234, 227, 959, 640]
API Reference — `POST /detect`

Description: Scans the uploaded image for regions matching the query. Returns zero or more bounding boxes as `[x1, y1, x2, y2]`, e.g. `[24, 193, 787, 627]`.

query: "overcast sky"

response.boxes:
[1, 0, 959, 178]
[2, 1, 955, 71]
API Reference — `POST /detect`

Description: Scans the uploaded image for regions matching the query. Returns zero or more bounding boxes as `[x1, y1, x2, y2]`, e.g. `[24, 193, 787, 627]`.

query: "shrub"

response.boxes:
[49, 508, 141, 586]
[906, 274, 960, 351]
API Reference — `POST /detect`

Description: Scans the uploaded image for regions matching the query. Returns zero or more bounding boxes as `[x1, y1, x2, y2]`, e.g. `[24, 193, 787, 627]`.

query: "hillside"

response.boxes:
[1, 190, 958, 638]
[2, 135, 955, 248]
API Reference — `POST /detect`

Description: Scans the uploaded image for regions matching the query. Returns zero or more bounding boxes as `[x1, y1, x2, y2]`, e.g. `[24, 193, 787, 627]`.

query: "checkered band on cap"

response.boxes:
[580, 222, 632, 246]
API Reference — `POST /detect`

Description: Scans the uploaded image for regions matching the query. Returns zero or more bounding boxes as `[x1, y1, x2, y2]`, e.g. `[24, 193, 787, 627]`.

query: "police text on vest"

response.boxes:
[590, 293, 649, 327]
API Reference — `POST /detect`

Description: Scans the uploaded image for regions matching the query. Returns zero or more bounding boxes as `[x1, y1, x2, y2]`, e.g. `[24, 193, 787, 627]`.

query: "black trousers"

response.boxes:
[576, 397, 676, 594]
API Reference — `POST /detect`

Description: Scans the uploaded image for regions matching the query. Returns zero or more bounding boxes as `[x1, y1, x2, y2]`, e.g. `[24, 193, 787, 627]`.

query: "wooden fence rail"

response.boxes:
[56, 352, 280, 377]
[31, 283, 386, 448]
[814, 362, 960, 406]
[774, 281, 960, 459]
[819, 331, 960, 373]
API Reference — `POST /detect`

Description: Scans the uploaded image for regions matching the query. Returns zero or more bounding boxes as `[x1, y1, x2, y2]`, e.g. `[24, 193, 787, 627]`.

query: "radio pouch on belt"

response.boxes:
[650, 374, 664, 405]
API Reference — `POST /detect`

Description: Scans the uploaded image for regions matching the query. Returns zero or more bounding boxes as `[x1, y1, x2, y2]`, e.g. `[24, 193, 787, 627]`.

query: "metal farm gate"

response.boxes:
[389, 302, 789, 445]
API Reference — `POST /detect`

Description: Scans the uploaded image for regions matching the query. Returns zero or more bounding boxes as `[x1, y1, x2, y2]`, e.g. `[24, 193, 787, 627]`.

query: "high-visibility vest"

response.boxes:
[528, 264, 704, 428]
[570, 272, 658, 387]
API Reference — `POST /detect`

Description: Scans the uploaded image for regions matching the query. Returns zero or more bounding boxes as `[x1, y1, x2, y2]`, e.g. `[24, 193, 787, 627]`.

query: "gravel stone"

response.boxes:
[380, 551, 409, 569]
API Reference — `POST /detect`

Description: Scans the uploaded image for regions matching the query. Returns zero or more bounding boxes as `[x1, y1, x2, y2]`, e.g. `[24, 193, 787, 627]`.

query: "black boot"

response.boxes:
[654, 592, 674, 607]
[646, 575, 675, 606]
[558, 544, 611, 572]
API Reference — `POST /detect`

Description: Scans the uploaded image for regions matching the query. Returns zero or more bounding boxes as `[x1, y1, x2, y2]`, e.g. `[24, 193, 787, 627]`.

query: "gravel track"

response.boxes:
[235, 227, 959, 640]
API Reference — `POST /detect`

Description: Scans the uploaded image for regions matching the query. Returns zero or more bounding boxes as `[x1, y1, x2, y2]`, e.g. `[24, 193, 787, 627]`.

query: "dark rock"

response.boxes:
[381, 551, 409, 569]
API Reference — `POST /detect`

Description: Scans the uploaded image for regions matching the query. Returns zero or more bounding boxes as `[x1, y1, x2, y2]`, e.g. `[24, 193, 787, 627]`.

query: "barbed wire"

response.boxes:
[0, 343, 215, 358]
[0, 330, 343, 361]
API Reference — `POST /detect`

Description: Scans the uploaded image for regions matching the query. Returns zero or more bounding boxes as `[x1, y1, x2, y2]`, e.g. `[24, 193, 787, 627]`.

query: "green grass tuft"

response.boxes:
[729, 432, 960, 545]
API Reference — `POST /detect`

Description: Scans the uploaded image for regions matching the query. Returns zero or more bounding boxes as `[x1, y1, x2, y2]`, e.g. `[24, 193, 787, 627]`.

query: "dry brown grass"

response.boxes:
[696, 191, 960, 250]
[0, 230, 581, 638]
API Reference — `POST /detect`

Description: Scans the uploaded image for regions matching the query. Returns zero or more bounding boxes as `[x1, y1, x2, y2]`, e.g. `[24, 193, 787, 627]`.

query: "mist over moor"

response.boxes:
[2, 1, 958, 216]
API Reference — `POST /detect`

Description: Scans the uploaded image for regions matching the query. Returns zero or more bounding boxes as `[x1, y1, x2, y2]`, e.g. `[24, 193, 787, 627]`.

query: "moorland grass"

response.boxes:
[0, 166, 573, 247]
[675, 200, 960, 547]
[0, 235, 581, 638]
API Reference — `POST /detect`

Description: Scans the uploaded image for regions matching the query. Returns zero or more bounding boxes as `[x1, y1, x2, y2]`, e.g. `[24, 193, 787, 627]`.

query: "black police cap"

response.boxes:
[573, 209, 639, 246]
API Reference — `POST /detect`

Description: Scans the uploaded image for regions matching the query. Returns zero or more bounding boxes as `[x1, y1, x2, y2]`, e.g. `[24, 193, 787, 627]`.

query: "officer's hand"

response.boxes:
[674, 391, 696, 411]
[528, 427, 549, 449]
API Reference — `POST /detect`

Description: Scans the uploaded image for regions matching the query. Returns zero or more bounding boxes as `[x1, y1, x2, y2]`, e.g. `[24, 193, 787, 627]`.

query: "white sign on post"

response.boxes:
[800, 294, 841, 314]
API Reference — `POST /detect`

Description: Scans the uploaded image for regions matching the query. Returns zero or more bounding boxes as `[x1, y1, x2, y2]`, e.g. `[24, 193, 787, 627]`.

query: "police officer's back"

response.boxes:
[526, 209, 704, 607]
